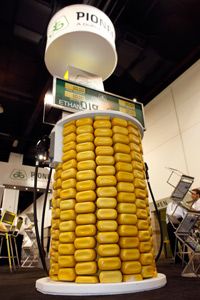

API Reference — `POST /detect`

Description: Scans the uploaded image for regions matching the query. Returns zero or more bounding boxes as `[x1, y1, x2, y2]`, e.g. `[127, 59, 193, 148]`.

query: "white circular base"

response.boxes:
[36, 273, 166, 296]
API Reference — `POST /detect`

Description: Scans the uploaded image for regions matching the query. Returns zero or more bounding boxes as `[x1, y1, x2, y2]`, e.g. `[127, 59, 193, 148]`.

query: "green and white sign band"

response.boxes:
[53, 77, 145, 128]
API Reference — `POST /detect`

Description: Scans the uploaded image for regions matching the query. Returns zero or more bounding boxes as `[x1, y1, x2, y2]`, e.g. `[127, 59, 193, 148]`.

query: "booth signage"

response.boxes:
[53, 78, 145, 128]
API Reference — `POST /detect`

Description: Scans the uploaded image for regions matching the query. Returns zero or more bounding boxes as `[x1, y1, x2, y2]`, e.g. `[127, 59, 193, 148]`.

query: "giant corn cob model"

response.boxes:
[49, 113, 157, 283]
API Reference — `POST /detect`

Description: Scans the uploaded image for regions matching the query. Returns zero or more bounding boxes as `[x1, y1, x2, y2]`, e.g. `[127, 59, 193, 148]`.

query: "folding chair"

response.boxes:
[9, 217, 23, 268]
[0, 210, 16, 272]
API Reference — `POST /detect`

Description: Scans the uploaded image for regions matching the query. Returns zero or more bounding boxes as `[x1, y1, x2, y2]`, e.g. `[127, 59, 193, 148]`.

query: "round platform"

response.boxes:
[36, 273, 166, 296]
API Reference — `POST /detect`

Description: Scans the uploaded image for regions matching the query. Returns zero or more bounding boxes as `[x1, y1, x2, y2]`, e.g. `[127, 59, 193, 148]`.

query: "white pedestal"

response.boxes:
[36, 273, 166, 296]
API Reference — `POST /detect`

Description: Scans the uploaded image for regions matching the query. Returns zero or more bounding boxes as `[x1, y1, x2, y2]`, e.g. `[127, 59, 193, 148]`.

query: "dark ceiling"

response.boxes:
[0, 0, 200, 166]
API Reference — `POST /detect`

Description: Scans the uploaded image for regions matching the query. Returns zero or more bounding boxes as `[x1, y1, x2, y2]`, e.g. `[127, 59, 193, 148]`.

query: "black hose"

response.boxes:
[145, 163, 164, 262]
[41, 167, 53, 255]
[33, 162, 48, 275]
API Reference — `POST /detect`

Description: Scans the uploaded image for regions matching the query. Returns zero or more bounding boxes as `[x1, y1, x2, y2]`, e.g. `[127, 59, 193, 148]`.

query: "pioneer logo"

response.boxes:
[10, 169, 27, 180]
[76, 11, 114, 37]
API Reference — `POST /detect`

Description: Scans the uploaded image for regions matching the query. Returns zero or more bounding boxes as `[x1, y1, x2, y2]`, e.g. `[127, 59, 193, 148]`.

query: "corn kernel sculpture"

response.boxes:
[50, 114, 157, 284]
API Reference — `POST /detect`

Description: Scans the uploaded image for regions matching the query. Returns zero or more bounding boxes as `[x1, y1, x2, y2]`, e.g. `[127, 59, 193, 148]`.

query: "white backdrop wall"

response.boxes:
[143, 59, 200, 201]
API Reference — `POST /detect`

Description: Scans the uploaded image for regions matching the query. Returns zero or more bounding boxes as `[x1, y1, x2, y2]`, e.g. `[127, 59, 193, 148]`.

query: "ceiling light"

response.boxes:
[0, 105, 4, 113]
[25, 187, 28, 191]
[13, 186, 16, 189]
[133, 98, 137, 102]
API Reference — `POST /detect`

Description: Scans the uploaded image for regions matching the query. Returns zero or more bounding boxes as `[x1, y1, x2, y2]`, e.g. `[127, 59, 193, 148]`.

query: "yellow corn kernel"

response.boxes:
[117, 192, 136, 203]
[132, 161, 144, 171]
[97, 209, 117, 220]
[120, 249, 140, 261]
[76, 180, 96, 192]
[97, 220, 118, 231]
[94, 137, 113, 146]
[75, 249, 96, 262]
[77, 151, 95, 162]
[118, 214, 137, 225]
[59, 220, 76, 231]
[94, 128, 112, 137]
[58, 255, 75, 268]
[118, 225, 138, 237]
[99, 270, 122, 283]
[112, 118, 127, 127]
[56, 163, 62, 170]
[49, 275, 58, 281]
[135, 199, 146, 209]
[61, 178, 76, 190]
[75, 276, 99, 284]
[117, 203, 136, 214]
[75, 262, 97, 275]
[52, 208, 60, 219]
[127, 125, 139, 136]
[58, 243, 75, 255]
[116, 171, 133, 182]
[115, 162, 133, 173]
[137, 209, 148, 219]
[52, 219, 60, 230]
[53, 189, 61, 199]
[139, 241, 152, 253]
[137, 220, 149, 230]
[76, 190, 96, 202]
[51, 251, 58, 262]
[60, 188, 76, 200]
[98, 257, 121, 270]
[117, 182, 134, 193]
[113, 133, 129, 144]
[112, 126, 128, 135]
[63, 124, 76, 136]
[97, 244, 120, 257]
[75, 202, 96, 214]
[50, 263, 59, 275]
[60, 199, 75, 210]
[95, 146, 114, 156]
[129, 143, 141, 153]
[138, 230, 151, 241]
[52, 198, 57, 209]
[77, 160, 96, 171]
[114, 143, 130, 154]
[141, 265, 154, 278]
[97, 187, 117, 198]
[121, 261, 141, 275]
[76, 213, 96, 225]
[63, 132, 76, 144]
[135, 189, 146, 199]
[53, 181, 57, 190]
[123, 274, 143, 282]
[134, 178, 146, 189]
[51, 240, 59, 251]
[51, 229, 59, 240]
[76, 133, 94, 143]
[129, 134, 140, 144]
[61, 168, 76, 180]
[96, 165, 115, 176]
[97, 232, 119, 244]
[76, 118, 93, 127]
[62, 159, 77, 170]
[75, 224, 96, 237]
[74, 237, 96, 249]
[140, 253, 153, 265]
[58, 268, 76, 282]
[59, 232, 75, 243]
[54, 169, 62, 180]
[96, 175, 117, 187]
[76, 170, 96, 181]
[93, 120, 111, 129]
[115, 153, 131, 163]
[96, 197, 117, 208]
[76, 142, 94, 153]
[130, 151, 142, 162]
[62, 150, 77, 163]
[76, 125, 93, 135]
[56, 178, 62, 188]
[60, 209, 76, 221]
[56, 198, 61, 208]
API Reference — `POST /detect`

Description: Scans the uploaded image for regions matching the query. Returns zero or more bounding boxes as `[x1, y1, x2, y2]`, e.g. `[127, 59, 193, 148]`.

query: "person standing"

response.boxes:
[190, 188, 200, 211]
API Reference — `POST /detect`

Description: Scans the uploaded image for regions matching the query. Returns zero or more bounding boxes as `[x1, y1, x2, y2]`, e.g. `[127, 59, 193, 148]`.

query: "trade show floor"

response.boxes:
[0, 261, 199, 300]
